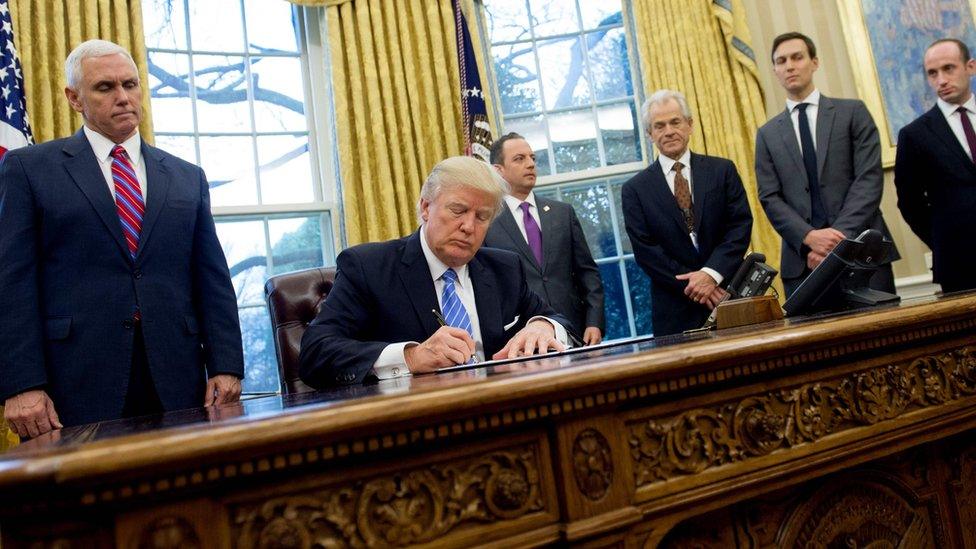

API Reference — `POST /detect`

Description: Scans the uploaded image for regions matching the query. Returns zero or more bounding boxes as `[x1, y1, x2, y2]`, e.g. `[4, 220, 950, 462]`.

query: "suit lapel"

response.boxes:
[136, 143, 171, 262]
[397, 233, 442, 338]
[469, 255, 502, 353]
[61, 130, 131, 260]
[922, 106, 976, 176]
[776, 111, 808, 184]
[689, 153, 708, 235]
[537, 197, 555, 273]
[816, 96, 835, 178]
[497, 208, 540, 271]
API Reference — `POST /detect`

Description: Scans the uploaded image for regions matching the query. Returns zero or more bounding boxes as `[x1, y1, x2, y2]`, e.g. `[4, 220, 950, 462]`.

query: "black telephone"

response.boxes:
[726, 252, 778, 298]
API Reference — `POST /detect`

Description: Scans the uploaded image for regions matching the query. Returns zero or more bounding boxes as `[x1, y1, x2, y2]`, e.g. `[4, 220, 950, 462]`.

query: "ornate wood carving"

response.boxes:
[629, 347, 976, 486]
[231, 446, 544, 547]
[134, 516, 203, 549]
[952, 442, 976, 548]
[572, 429, 613, 502]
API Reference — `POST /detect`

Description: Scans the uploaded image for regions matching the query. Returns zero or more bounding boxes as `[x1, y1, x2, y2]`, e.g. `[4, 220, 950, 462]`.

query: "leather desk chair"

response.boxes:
[264, 266, 336, 394]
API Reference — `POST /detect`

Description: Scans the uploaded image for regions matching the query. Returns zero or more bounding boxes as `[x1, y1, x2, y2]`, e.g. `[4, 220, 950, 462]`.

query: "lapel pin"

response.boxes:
[543, 205, 550, 212]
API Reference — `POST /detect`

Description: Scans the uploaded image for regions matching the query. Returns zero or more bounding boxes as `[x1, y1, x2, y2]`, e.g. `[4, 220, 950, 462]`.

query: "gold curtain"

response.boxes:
[2, 0, 153, 450]
[323, 0, 473, 244]
[10, 0, 154, 144]
[630, 0, 782, 288]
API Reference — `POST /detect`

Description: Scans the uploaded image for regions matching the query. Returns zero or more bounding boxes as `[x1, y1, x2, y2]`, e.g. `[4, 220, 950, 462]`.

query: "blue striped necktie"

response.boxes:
[440, 268, 473, 336]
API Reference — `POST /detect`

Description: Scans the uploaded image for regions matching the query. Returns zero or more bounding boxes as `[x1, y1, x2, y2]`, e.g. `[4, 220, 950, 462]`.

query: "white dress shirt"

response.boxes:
[785, 89, 821, 155]
[83, 126, 148, 200]
[503, 191, 542, 242]
[937, 94, 976, 159]
[657, 149, 723, 285]
[372, 225, 568, 380]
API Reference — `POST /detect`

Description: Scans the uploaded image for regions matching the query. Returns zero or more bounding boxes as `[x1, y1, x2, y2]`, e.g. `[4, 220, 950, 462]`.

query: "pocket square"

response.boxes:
[503, 315, 520, 331]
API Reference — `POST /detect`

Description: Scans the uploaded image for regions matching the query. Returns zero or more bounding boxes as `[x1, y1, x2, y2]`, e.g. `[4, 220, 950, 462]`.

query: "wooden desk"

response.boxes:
[2, 294, 975, 548]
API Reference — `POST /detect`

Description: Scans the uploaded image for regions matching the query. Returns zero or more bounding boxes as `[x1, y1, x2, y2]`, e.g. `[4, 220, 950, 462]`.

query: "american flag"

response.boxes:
[454, 0, 492, 163]
[0, 0, 32, 160]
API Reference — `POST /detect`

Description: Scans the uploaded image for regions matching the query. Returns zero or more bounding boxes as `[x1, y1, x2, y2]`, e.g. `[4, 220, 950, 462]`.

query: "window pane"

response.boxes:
[193, 54, 251, 133]
[250, 56, 307, 132]
[599, 262, 630, 340]
[201, 136, 258, 206]
[216, 219, 267, 306]
[147, 52, 194, 133]
[599, 103, 640, 165]
[269, 215, 324, 275]
[189, 0, 245, 52]
[493, 44, 542, 115]
[245, 0, 299, 53]
[549, 109, 599, 172]
[503, 115, 551, 176]
[142, 0, 188, 50]
[560, 183, 615, 259]
[528, 0, 580, 38]
[579, 4, 622, 31]
[538, 36, 591, 110]
[154, 135, 197, 165]
[625, 258, 653, 336]
[239, 306, 279, 393]
[484, 0, 531, 43]
[588, 28, 633, 101]
[257, 135, 314, 204]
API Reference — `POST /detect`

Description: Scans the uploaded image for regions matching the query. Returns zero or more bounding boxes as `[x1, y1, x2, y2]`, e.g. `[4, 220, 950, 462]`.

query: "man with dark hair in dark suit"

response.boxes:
[0, 40, 243, 437]
[622, 89, 753, 336]
[895, 38, 976, 293]
[299, 156, 570, 388]
[484, 133, 604, 344]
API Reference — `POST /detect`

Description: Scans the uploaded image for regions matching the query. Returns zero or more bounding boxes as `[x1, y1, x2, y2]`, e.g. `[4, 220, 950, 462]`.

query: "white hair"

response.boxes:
[416, 156, 510, 224]
[65, 40, 137, 88]
[640, 89, 693, 131]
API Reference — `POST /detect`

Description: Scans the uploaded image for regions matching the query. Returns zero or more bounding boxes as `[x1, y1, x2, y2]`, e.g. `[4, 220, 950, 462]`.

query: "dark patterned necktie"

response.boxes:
[672, 161, 694, 234]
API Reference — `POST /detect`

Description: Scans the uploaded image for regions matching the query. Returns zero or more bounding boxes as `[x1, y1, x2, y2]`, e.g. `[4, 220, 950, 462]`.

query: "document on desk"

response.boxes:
[435, 336, 653, 374]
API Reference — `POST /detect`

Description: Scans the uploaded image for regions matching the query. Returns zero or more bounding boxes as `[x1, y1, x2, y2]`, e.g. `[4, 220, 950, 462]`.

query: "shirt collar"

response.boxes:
[658, 148, 692, 175]
[83, 126, 142, 167]
[419, 225, 470, 287]
[503, 190, 537, 213]
[786, 88, 821, 113]
[938, 93, 976, 117]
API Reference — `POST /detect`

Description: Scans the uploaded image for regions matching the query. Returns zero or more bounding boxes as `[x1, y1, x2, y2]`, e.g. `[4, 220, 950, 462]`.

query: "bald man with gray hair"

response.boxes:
[300, 156, 570, 388]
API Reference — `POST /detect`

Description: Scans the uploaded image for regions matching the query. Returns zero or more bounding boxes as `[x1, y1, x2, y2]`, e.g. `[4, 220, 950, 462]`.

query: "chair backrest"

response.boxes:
[264, 266, 336, 394]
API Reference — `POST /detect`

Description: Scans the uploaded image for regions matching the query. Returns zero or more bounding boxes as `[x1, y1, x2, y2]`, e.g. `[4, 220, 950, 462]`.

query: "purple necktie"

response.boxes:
[958, 107, 976, 164]
[519, 202, 543, 266]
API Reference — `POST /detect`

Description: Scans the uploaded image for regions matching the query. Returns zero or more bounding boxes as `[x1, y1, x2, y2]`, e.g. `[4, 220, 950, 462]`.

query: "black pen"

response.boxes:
[431, 309, 477, 363]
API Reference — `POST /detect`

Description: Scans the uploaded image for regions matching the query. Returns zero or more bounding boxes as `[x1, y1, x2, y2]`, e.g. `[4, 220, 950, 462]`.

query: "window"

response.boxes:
[142, 0, 337, 393]
[484, 0, 653, 338]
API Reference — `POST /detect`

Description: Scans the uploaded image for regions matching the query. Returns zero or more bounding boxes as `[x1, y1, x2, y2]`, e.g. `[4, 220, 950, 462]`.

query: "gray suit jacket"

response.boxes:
[483, 196, 603, 336]
[755, 95, 899, 279]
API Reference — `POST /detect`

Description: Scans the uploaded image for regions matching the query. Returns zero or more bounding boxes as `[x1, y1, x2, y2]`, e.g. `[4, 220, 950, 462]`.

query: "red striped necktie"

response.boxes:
[111, 145, 145, 259]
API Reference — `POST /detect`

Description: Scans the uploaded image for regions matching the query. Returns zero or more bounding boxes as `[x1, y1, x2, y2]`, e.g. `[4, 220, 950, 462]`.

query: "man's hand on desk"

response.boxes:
[404, 326, 477, 373]
[583, 326, 602, 345]
[4, 389, 62, 438]
[205, 374, 242, 407]
[492, 319, 565, 360]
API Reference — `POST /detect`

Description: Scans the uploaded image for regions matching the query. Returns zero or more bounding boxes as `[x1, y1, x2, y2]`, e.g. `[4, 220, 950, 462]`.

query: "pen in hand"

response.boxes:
[431, 309, 477, 364]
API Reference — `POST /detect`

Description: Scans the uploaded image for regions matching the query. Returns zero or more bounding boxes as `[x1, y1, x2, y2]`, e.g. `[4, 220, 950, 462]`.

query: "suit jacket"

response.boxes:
[298, 231, 562, 388]
[895, 105, 976, 292]
[621, 153, 753, 336]
[0, 130, 244, 426]
[483, 197, 603, 336]
[756, 95, 899, 281]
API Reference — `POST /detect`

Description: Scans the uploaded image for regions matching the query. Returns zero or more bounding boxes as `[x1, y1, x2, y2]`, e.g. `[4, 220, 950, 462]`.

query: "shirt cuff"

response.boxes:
[701, 267, 723, 286]
[527, 316, 570, 347]
[372, 342, 415, 380]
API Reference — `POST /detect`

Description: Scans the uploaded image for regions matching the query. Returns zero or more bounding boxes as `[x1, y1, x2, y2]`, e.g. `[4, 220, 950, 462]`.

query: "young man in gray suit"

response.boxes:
[755, 32, 899, 298]
[483, 133, 604, 344]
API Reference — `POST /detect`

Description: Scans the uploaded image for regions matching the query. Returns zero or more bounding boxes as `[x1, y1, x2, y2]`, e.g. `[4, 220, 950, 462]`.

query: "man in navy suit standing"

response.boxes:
[299, 156, 569, 388]
[0, 40, 243, 437]
[622, 89, 753, 336]
[484, 133, 604, 345]
[896, 38, 976, 293]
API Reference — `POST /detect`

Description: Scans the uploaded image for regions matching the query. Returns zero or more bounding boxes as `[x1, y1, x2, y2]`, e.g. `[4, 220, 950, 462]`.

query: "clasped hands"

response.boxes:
[804, 227, 845, 270]
[404, 320, 564, 374]
[676, 270, 727, 309]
